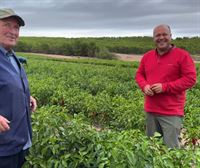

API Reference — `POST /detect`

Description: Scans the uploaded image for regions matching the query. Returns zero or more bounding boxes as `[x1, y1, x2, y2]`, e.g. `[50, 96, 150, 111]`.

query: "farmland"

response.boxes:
[19, 52, 200, 168]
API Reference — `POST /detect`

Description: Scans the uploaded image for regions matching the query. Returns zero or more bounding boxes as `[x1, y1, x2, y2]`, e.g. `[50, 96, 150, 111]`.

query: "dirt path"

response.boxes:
[28, 52, 143, 62]
[29, 53, 91, 60]
[114, 53, 143, 61]
[115, 53, 199, 62]
[28, 52, 199, 63]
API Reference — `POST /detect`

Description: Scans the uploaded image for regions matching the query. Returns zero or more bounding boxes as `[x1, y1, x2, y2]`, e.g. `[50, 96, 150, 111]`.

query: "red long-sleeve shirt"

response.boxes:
[135, 47, 196, 116]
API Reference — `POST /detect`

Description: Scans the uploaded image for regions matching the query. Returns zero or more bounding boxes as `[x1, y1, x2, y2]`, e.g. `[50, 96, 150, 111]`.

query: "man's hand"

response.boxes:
[151, 83, 163, 94]
[144, 84, 154, 96]
[30, 96, 37, 112]
[0, 115, 10, 133]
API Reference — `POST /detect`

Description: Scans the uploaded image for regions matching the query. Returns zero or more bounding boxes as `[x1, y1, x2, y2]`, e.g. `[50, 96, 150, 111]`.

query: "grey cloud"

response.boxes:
[0, 0, 199, 37]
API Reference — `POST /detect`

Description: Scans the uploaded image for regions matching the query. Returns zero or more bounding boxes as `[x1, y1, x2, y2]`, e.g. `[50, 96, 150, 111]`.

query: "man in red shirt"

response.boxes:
[135, 24, 196, 148]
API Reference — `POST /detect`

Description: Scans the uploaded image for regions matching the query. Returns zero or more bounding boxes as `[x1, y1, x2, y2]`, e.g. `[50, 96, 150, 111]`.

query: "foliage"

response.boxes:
[19, 53, 200, 167]
[14, 36, 200, 59]
[24, 106, 200, 168]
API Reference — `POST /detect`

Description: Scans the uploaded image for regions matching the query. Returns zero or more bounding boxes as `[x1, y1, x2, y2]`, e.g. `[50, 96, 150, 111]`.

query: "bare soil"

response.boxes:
[113, 53, 142, 61]
[28, 52, 143, 62]
[29, 53, 91, 60]
[28, 52, 199, 63]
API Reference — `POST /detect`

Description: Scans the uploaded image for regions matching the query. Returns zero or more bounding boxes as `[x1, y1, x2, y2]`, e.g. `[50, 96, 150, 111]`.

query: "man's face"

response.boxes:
[0, 17, 20, 50]
[153, 26, 172, 52]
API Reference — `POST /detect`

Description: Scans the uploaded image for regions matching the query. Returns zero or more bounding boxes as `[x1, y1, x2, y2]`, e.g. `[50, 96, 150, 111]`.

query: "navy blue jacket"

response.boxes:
[0, 48, 32, 156]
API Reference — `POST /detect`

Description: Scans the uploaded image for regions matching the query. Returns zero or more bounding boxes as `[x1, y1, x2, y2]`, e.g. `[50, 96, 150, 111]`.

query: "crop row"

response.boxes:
[19, 53, 200, 167]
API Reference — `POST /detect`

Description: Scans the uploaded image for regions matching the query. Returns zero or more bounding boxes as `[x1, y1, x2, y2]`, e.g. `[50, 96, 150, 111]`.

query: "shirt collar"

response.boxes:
[0, 46, 15, 56]
[155, 44, 175, 56]
[0, 46, 8, 55]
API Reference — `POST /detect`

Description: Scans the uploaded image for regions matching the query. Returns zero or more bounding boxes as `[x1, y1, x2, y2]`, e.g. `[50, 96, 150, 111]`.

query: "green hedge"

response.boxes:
[15, 36, 200, 59]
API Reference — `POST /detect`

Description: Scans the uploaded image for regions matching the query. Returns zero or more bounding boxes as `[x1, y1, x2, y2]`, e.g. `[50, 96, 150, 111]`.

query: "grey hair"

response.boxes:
[153, 24, 171, 35]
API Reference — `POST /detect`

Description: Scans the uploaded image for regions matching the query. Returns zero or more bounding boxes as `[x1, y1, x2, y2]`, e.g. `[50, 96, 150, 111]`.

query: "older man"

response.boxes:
[0, 8, 37, 168]
[135, 24, 196, 148]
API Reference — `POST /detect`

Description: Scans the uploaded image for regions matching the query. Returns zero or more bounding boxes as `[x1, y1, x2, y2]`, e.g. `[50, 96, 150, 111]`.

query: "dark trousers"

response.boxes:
[0, 150, 28, 168]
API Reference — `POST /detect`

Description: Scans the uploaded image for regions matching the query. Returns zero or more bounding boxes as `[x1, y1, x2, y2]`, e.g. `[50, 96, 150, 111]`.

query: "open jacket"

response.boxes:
[0, 49, 31, 156]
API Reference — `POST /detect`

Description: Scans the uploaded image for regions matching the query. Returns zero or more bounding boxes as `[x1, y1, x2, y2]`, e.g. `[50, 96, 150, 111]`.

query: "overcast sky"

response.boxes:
[0, 0, 199, 38]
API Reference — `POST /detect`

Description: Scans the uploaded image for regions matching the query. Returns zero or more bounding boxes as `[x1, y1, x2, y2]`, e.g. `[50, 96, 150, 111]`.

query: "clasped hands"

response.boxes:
[144, 83, 162, 96]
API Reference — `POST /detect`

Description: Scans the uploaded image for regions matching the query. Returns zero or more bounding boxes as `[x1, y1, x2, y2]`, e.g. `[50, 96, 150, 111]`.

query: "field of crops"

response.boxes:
[19, 53, 200, 168]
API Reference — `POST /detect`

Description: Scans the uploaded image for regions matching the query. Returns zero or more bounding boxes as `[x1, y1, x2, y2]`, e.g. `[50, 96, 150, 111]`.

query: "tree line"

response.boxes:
[15, 36, 200, 59]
